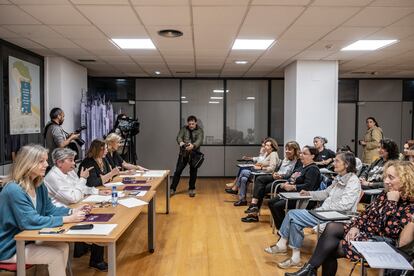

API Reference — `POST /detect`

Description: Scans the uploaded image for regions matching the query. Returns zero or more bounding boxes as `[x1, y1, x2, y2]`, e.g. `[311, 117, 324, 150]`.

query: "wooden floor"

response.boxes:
[40, 178, 376, 276]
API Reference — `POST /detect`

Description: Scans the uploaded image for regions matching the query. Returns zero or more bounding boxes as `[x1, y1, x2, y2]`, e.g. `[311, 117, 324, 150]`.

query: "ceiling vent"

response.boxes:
[78, 59, 96, 63]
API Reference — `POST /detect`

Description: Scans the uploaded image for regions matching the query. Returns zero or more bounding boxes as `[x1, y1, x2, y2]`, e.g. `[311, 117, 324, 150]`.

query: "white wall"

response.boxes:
[285, 60, 338, 151]
[45, 57, 87, 131]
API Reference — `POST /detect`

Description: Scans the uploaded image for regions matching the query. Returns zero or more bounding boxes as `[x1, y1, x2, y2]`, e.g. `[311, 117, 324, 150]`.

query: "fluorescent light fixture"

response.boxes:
[181, 96, 186, 99]
[209, 101, 220, 104]
[111, 38, 156, 49]
[235, 60, 248, 64]
[210, 96, 223, 100]
[246, 97, 255, 100]
[213, 89, 229, 93]
[232, 39, 274, 50]
[181, 100, 189, 104]
[154, 71, 161, 75]
[341, 40, 398, 51]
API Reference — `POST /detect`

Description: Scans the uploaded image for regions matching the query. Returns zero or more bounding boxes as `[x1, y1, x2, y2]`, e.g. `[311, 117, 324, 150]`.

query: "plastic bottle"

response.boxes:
[111, 186, 118, 206]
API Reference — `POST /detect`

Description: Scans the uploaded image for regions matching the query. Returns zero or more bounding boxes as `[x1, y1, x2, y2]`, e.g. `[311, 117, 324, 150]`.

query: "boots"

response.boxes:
[285, 263, 316, 276]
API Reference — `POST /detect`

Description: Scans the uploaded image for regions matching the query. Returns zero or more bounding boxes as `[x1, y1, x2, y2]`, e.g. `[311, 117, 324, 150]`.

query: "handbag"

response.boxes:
[190, 150, 204, 169]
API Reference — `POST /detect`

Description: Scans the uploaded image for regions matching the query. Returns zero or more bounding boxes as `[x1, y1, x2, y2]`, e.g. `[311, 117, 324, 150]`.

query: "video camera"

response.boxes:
[118, 117, 140, 136]
[73, 125, 87, 146]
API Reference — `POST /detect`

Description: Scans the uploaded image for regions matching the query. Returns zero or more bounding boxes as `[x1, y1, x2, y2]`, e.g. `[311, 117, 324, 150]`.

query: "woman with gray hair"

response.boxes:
[313, 136, 336, 168]
[44, 147, 110, 272]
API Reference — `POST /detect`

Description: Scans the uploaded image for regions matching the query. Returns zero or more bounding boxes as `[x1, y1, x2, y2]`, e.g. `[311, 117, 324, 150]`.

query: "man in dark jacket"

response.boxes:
[170, 115, 204, 197]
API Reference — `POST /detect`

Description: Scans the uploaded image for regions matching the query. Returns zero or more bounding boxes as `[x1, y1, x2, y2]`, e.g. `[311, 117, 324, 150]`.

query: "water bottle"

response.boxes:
[111, 186, 118, 206]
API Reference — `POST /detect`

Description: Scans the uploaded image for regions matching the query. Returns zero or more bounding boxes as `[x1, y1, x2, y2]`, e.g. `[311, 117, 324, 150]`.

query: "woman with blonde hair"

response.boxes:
[287, 160, 414, 276]
[0, 144, 87, 276]
[105, 133, 147, 172]
[78, 139, 119, 187]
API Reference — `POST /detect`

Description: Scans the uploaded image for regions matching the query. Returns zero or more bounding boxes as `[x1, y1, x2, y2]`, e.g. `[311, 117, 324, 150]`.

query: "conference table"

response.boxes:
[15, 170, 170, 276]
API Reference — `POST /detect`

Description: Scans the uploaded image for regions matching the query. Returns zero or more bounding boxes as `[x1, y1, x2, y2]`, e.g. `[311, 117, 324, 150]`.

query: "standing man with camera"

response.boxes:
[44, 107, 80, 167]
[170, 115, 204, 197]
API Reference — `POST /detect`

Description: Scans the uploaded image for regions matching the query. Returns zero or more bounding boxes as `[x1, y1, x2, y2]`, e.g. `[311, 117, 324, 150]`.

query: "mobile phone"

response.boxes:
[69, 224, 94, 230]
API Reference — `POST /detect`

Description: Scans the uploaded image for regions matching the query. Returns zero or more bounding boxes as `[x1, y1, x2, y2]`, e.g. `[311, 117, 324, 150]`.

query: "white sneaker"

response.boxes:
[264, 244, 287, 255]
[277, 258, 303, 269]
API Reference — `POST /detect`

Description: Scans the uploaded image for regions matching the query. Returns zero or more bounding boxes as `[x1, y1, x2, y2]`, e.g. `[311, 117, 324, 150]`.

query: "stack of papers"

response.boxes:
[103, 182, 124, 187]
[280, 192, 312, 199]
[314, 211, 350, 220]
[66, 224, 117, 235]
[351, 241, 413, 270]
[118, 198, 148, 208]
[142, 170, 167, 177]
[82, 195, 111, 203]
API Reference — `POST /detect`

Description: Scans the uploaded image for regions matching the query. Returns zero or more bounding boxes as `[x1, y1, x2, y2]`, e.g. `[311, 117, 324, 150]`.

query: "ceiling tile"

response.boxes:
[322, 51, 365, 60]
[134, 6, 190, 25]
[0, 0, 10, 3]
[371, 0, 414, 7]
[391, 13, 414, 27]
[194, 25, 238, 50]
[77, 5, 141, 26]
[193, 6, 247, 26]
[96, 55, 133, 64]
[295, 50, 332, 59]
[20, 5, 90, 25]
[262, 49, 300, 59]
[27, 47, 57, 56]
[11, 0, 69, 3]
[99, 25, 147, 38]
[131, 0, 188, 5]
[192, 0, 249, 5]
[31, 37, 79, 48]
[51, 47, 92, 57]
[72, 38, 117, 50]
[311, 0, 371, 6]
[71, 0, 128, 4]
[51, 25, 106, 39]
[5, 37, 45, 48]
[4, 25, 62, 38]
[281, 25, 334, 40]
[272, 39, 314, 50]
[368, 26, 414, 40]
[295, 7, 360, 26]
[0, 26, 20, 38]
[307, 40, 350, 52]
[344, 7, 414, 27]
[323, 27, 380, 41]
[0, 5, 40, 24]
[238, 6, 304, 38]
[251, 0, 310, 5]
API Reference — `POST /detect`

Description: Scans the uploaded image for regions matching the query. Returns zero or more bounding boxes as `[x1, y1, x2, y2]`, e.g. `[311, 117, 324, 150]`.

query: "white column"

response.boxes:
[284, 60, 338, 151]
[44, 57, 87, 131]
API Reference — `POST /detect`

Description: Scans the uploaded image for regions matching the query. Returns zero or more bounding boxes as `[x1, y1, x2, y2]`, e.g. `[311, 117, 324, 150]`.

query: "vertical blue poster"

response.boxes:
[20, 81, 31, 114]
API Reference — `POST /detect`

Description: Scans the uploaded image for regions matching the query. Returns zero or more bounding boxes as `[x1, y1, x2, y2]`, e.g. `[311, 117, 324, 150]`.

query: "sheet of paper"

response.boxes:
[237, 164, 254, 168]
[363, 189, 384, 195]
[315, 211, 349, 220]
[82, 195, 111, 203]
[103, 182, 124, 187]
[118, 173, 144, 178]
[118, 198, 148, 208]
[279, 192, 312, 199]
[66, 224, 117, 236]
[351, 241, 413, 270]
[142, 170, 167, 177]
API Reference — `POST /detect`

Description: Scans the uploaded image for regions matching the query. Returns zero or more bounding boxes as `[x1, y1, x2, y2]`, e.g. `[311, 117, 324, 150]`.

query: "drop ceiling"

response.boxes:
[0, 0, 414, 78]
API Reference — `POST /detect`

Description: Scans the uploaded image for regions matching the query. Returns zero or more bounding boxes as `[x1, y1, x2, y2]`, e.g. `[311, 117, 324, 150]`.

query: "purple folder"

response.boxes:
[122, 178, 147, 184]
[123, 186, 151, 191]
[84, 214, 114, 222]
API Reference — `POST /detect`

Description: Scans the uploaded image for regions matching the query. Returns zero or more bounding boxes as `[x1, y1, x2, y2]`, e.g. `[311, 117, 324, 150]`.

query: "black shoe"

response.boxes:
[285, 263, 316, 276]
[225, 188, 238, 195]
[244, 205, 259, 214]
[89, 261, 108, 272]
[233, 199, 247, 206]
[241, 214, 259, 223]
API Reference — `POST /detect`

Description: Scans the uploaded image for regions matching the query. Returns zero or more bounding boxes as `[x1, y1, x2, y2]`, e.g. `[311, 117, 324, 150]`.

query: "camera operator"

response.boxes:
[44, 108, 80, 167]
[170, 115, 204, 197]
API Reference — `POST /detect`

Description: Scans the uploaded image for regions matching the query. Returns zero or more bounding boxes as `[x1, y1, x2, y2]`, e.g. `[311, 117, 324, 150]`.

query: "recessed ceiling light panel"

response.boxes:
[232, 39, 275, 50]
[235, 60, 248, 64]
[155, 71, 161, 75]
[111, 38, 156, 49]
[341, 40, 398, 51]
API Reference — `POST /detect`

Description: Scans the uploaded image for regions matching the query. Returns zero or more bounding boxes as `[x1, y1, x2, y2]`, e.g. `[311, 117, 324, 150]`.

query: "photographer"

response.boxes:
[44, 107, 80, 167]
[170, 115, 204, 197]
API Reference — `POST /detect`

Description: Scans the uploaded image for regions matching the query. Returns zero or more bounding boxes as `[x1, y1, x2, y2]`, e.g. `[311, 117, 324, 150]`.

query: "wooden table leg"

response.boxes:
[16, 240, 26, 276]
[108, 242, 116, 276]
[166, 174, 170, 214]
[148, 196, 156, 253]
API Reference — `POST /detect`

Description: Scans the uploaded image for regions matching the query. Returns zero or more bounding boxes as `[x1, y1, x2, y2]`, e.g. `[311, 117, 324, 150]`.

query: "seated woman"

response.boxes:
[44, 148, 110, 271]
[78, 139, 119, 187]
[241, 141, 302, 223]
[265, 152, 361, 269]
[287, 160, 414, 276]
[267, 146, 321, 230]
[227, 138, 279, 206]
[313, 136, 336, 168]
[105, 133, 147, 172]
[359, 138, 399, 190]
[225, 140, 266, 189]
[0, 145, 87, 276]
[337, 146, 362, 172]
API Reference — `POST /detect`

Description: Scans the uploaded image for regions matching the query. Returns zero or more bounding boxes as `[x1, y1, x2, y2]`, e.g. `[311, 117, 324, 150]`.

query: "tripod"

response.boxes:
[121, 131, 137, 164]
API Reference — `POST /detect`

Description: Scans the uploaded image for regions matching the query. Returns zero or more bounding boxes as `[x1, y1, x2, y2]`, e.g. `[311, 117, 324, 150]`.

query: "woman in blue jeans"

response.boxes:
[265, 152, 361, 269]
[231, 138, 279, 206]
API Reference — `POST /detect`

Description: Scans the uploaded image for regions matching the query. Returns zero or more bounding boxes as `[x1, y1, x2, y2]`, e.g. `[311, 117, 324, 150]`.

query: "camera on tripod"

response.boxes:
[73, 126, 87, 146]
[118, 117, 140, 136]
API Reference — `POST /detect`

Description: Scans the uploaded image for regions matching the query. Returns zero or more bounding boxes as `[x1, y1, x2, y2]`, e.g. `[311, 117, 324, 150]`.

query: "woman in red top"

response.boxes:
[286, 160, 414, 276]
